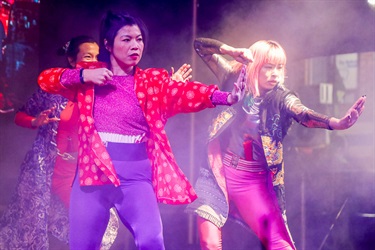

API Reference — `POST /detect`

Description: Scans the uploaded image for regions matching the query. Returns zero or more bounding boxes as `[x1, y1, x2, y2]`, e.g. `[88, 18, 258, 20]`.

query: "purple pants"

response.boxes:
[224, 165, 295, 250]
[69, 157, 164, 250]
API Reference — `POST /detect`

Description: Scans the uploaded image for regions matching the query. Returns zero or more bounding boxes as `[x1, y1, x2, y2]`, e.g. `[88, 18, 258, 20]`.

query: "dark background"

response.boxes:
[1, 0, 374, 249]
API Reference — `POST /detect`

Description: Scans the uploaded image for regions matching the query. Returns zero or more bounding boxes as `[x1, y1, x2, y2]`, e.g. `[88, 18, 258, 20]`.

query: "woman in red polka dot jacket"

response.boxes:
[37, 10, 251, 250]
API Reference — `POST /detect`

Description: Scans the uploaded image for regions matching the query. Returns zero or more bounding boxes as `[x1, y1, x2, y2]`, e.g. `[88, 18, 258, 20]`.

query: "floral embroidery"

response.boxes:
[261, 135, 283, 166]
[208, 108, 236, 140]
[269, 114, 283, 140]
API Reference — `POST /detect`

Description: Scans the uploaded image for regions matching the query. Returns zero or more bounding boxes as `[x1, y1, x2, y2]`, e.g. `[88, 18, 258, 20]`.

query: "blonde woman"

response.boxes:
[187, 38, 366, 250]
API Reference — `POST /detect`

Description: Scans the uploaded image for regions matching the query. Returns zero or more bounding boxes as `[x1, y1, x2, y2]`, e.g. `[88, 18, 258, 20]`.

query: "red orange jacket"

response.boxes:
[38, 62, 218, 205]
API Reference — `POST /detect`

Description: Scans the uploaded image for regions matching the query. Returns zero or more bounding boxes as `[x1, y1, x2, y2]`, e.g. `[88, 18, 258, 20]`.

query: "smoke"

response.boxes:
[1, 0, 373, 249]
[192, 1, 375, 249]
[199, 0, 374, 60]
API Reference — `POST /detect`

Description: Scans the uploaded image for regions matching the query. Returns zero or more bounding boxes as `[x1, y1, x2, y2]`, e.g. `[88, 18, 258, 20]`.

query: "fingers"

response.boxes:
[239, 50, 253, 64]
[243, 49, 254, 63]
[237, 65, 247, 90]
[172, 64, 192, 82]
[38, 110, 51, 120]
[232, 49, 253, 64]
[176, 64, 188, 73]
[358, 107, 365, 116]
[103, 68, 113, 82]
[344, 104, 362, 128]
[40, 117, 59, 125]
[356, 97, 366, 111]
[353, 95, 366, 109]
[107, 69, 114, 78]
[231, 67, 247, 104]
[240, 65, 247, 79]
[180, 64, 191, 74]
[183, 68, 193, 78]
[49, 117, 60, 122]
[349, 95, 366, 118]
[86, 68, 113, 85]
[34, 115, 58, 127]
[234, 78, 244, 91]
[184, 75, 193, 81]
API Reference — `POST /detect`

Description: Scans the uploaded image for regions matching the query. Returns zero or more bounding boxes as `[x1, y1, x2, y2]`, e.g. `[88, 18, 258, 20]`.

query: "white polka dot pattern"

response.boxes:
[38, 64, 218, 205]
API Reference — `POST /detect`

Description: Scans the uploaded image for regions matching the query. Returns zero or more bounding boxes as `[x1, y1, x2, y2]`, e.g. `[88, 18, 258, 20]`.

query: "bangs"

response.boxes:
[265, 45, 286, 66]
[248, 40, 287, 96]
[251, 40, 287, 67]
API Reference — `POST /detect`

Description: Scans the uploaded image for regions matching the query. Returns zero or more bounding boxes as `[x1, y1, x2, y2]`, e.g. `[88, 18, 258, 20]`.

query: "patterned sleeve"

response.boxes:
[284, 93, 331, 129]
[18, 87, 51, 117]
[37, 62, 107, 99]
[194, 38, 237, 90]
[143, 68, 218, 119]
[211, 90, 230, 106]
[16, 88, 66, 128]
[38, 68, 77, 101]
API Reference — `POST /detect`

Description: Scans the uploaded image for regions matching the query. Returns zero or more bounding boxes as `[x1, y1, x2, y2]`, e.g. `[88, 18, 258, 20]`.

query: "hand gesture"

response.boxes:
[82, 68, 113, 85]
[220, 44, 253, 65]
[228, 65, 247, 105]
[170, 63, 193, 82]
[31, 107, 60, 127]
[329, 95, 366, 130]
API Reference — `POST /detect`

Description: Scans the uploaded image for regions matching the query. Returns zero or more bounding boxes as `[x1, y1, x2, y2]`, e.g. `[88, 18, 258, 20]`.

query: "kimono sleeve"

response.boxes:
[155, 69, 218, 118]
[284, 92, 331, 129]
[38, 68, 77, 101]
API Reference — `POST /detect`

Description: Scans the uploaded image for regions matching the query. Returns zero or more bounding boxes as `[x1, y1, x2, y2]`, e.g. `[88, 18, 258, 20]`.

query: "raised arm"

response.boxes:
[194, 38, 235, 90]
[194, 38, 252, 91]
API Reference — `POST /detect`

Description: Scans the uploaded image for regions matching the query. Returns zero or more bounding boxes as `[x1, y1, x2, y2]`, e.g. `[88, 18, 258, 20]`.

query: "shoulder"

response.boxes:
[135, 68, 171, 89]
[275, 84, 290, 94]
[136, 67, 169, 77]
[274, 84, 298, 100]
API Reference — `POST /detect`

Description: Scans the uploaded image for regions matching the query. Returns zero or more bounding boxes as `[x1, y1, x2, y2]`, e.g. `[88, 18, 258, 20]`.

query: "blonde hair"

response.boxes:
[231, 40, 287, 97]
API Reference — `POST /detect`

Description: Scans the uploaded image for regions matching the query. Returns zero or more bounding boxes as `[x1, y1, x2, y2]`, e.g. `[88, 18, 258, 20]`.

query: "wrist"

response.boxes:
[227, 94, 234, 105]
[31, 118, 38, 128]
[227, 93, 239, 105]
[328, 117, 339, 130]
[79, 68, 85, 84]
[211, 90, 231, 106]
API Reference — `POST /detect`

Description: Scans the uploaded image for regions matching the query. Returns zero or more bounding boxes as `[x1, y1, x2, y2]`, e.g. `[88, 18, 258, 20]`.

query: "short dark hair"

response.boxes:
[57, 35, 97, 68]
[99, 10, 148, 64]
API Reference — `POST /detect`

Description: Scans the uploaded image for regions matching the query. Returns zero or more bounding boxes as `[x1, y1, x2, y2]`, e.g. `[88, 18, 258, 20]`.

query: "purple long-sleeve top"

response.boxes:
[61, 69, 231, 139]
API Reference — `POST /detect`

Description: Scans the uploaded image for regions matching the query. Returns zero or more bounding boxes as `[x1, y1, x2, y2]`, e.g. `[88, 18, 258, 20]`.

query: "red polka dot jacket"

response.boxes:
[37, 62, 219, 205]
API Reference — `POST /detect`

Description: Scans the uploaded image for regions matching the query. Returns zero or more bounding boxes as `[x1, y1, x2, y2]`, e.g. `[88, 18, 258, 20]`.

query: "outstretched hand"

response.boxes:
[220, 44, 253, 65]
[31, 107, 60, 127]
[228, 65, 247, 105]
[170, 63, 192, 82]
[329, 95, 366, 130]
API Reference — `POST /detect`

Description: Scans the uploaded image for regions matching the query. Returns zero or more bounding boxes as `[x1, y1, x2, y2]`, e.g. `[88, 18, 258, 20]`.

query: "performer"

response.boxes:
[0, 35, 122, 249]
[37, 11, 246, 250]
[186, 38, 366, 250]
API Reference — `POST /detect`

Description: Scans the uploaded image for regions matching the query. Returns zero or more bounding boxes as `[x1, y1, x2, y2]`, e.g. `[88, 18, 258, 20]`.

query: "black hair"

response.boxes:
[57, 35, 97, 68]
[98, 10, 148, 64]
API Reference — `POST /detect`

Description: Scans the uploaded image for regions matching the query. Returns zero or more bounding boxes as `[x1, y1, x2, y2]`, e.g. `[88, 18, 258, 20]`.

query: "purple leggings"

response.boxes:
[69, 158, 164, 250]
[224, 165, 295, 249]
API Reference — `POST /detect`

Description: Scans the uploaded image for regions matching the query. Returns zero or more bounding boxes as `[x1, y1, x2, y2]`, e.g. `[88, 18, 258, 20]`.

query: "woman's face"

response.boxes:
[110, 24, 144, 72]
[72, 42, 99, 67]
[258, 62, 284, 95]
